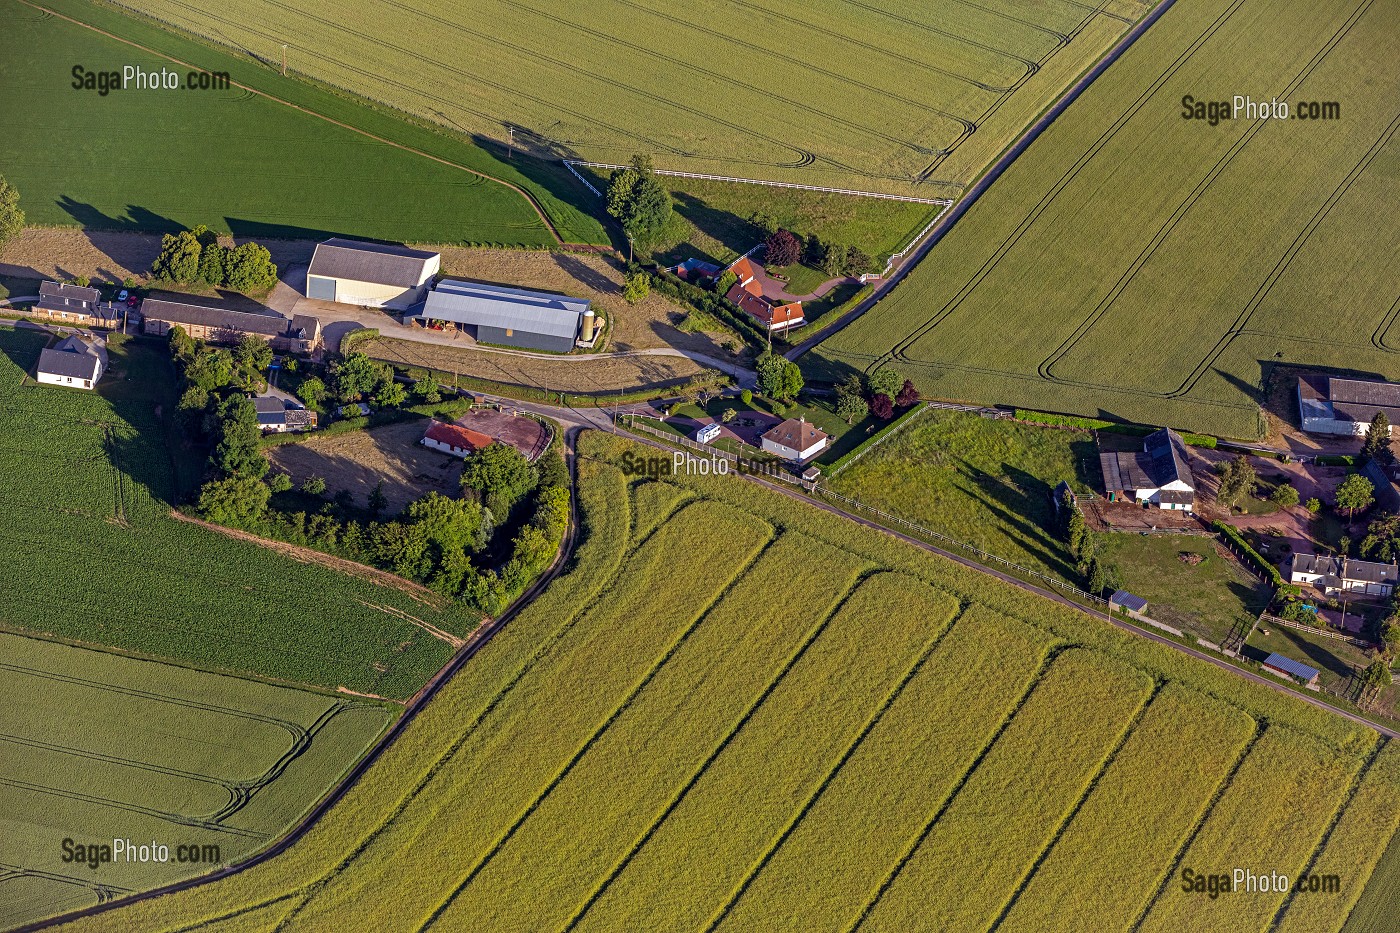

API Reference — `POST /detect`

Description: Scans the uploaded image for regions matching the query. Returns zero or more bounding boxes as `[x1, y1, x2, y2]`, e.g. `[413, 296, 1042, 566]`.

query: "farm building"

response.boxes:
[694, 422, 722, 444]
[670, 258, 721, 282]
[32, 281, 121, 327]
[36, 335, 103, 389]
[1297, 373, 1400, 436]
[142, 299, 322, 354]
[411, 279, 593, 353]
[305, 238, 440, 310]
[725, 256, 804, 332]
[253, 397, 316, 433]
[1289, 553, 1397, 598]
[1361, 458, 1400, 513]
[1109, 590, 1148, 618]
[422, 421, 494, 459]
[1098, 428, 1195, 510]
[1261, 653, 1320, 687]
[761, 417, 830, 462]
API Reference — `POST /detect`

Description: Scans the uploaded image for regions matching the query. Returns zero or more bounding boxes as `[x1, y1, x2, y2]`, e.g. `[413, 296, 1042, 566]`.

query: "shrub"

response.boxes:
[740, 389, 753, 405]
[1271, 483, 1300, 507]
[1305, 497, 1322, 514]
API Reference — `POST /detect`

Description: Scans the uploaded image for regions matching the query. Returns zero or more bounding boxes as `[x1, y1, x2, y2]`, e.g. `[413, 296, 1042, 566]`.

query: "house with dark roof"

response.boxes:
[421, 420, 494, 458]
[1289, 552, 1397, 598]
[1298, 373, 1400, 436]
[141, 299, 321, 354]
[306, 238, 440, 311]
[253, 396, 316, 433]
[411, 279, 593, 353]
[725, 256, 804, 332]
[1261, 653, 1320, 687]
[32, 281, 122, 327]
[36, 335, 104, 389]
[760, 417, 829, 463]
[1099, 428, 1195, 510]
[1362, 458, 1400, 513]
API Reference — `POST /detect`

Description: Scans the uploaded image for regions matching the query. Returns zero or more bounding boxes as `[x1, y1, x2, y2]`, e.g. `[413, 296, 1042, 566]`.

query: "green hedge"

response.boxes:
[1013, 410, 1217, 448]
[649, 268, 768, 349]
[824, 403, 928, 476]
[379, 362, 730, 408]
[1213, 521, 1284, 585]
[1317, 454, 1357, 467]
[339, 327, 380, 355]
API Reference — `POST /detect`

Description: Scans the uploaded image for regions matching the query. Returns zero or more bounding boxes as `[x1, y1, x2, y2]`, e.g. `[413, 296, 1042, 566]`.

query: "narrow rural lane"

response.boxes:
[783, 0, 1182, 363]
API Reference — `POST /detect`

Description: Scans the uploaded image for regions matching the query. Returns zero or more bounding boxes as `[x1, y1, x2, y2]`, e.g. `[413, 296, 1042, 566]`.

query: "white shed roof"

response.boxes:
[420, 279, 588, 340]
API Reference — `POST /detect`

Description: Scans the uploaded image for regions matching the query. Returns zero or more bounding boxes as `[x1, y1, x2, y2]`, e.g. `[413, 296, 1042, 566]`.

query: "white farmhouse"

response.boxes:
[1099, 428, 1195, 511]
[36, 336, 104, 390]
[760, 417, 830, 463]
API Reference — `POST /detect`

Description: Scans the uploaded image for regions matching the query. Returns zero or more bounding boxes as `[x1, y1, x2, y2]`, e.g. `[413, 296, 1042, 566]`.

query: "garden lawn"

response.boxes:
[828, 410, 1098, 580]
[1246, 621, 1374, 693]
[1097, 533, 1272, 646]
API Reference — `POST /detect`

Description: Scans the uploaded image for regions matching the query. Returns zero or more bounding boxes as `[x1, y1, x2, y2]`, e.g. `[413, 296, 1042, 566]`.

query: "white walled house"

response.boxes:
[760, 417, 830, 463]
[422, 421, 493, 459]
[1290, 553, 1398, 598]
[36, 336, 104, 390]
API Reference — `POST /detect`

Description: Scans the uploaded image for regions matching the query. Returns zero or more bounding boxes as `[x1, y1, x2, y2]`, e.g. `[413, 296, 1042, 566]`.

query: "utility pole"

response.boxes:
[508, 126, 515, 159]
[281, 44, 287, 76]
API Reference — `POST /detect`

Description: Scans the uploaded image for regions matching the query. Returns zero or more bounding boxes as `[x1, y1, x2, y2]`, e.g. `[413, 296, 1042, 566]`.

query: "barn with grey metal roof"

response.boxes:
[306, 238, 441, 310]
[412, 279, 590, 352]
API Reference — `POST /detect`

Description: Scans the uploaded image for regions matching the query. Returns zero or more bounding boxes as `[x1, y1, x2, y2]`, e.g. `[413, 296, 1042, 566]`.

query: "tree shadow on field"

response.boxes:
[552, 252, 620, 297]
[958, 461, 1075, 578]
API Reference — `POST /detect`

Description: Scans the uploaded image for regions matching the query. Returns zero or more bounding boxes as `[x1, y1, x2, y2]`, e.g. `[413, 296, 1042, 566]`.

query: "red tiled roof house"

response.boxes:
[725, 256, 804, 332]
[421, 421, 494, 458]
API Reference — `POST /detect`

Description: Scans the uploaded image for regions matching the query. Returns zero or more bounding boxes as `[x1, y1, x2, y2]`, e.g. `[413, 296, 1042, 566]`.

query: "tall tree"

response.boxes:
[0, 175, 25, 248]
[835, 374, 868, 424]
[1363, 411, 1393, 464]
[212, 395, 268, 479]
[151, 230, 203, 283]
[606, 155, 672, 244]
[755, 352, 803, 401]
[867, 367, 902, 400]
[764, 229, 801, 267]
[224, 242, 279, 292]
[461, 443, 538, 518]
[1215, 455, 1257, 509]
[1336, 473, 1377, 519]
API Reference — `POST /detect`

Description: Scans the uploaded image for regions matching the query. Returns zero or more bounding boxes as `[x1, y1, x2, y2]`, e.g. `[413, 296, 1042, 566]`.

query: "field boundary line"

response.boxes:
[563, 161, 953, 205]
[417, 525, 779, 930]
[990, 679, 1163, 927]
[703, 597, 966, 932]
[847, 646, 1065, 931]
[17, 0, 585, 248]
[1127, 720, 1266, 931]
[1270, 737, 1387, 927]
[562, 568, 883, 932]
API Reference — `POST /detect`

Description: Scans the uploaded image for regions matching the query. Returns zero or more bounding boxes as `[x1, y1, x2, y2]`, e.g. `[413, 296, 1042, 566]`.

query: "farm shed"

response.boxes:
[1109, 590, 1148, 618]
[761, 417, 830, 463]
[1297, 373, 1400, 436]
[36, 335, 103, 389]
[142, 299, 322, 354]
[422, 421, 493, 459]
[411, 279, 590, 353]
[1261, 653, 1320, 687]
[1098, 428, 1194, 511]
[306, 238, 440, 310]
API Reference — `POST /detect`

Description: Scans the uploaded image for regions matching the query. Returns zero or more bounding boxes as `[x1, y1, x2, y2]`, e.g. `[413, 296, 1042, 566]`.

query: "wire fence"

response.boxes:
[1258, 613, 1375, 647]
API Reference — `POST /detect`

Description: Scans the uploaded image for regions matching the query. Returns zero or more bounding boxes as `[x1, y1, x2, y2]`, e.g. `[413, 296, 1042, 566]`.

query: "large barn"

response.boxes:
[1298, 373, 1400, 436]
[141, 299, 322, 354]
[305, 238, 440, 310]
[412, 279, 592, 353]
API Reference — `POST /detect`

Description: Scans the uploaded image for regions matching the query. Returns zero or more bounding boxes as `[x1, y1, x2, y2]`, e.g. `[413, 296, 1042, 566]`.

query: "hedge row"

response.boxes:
[1213, 520, 1285, 585]
[1012, 409, 1217, 448]
[649, 268, 768, 349]
[824, 403, 929, 476]
[377, 362, 730, 408]
[339, 327, 380, 355]
[1317, 454, 1357, 467]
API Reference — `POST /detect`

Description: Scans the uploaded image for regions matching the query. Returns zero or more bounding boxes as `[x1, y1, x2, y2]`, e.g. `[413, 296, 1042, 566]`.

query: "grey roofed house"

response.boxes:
[36, 281, 99, 314]
[37, 335, 102, 381]
[307, 238, 439, 288]
[414, 278, 588, 353]
[253, 396, 287, 425]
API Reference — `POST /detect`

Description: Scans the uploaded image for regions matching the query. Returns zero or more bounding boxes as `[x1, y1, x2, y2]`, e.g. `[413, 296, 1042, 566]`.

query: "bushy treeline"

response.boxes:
[151, 224, 278, 292]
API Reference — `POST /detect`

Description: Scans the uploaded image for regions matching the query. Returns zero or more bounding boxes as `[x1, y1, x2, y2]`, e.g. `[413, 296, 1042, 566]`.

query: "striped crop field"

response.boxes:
[45, 432, 1400, 932]
[104, 0, 1153, 197]
[809, 0, 1400, 439]
[0, 630, 391, 931]
[0, 325, 474, 698]
[0, 0, 603, 247]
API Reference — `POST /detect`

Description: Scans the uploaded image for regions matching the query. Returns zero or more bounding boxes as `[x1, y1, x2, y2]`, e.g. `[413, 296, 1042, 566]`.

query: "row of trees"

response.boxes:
[169, 325, 274, 482]
[834, 366, 918, 424]
[1058, 487, 1121, 597]
[0, 175, 23, 250]
[151, 224, 279, 292]
[760, 224, 873, 277]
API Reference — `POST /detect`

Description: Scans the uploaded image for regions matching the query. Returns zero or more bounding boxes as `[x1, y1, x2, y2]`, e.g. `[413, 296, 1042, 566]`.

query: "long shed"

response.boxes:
[412, 279, 589, 353]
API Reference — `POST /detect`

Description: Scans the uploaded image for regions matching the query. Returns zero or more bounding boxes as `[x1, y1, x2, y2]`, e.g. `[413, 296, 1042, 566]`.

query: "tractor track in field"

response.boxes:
[16, 0, 602, 250]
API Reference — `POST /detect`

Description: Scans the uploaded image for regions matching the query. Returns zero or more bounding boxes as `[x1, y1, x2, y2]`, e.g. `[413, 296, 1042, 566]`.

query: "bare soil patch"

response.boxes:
[456, 408, 548, 461]
[268, 419, 465, 515]
[364, 336, 709, 396]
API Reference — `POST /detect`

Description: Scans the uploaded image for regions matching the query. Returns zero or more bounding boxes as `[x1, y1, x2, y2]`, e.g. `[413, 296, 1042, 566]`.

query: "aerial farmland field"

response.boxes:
[0, 325, 472, 698]
[0, 0, 604, 246]
[809, 0, 1400, 439]
[0, 630, 391, 930]
[46, 432, 1400, 932]
[106, 0, 1152, 197]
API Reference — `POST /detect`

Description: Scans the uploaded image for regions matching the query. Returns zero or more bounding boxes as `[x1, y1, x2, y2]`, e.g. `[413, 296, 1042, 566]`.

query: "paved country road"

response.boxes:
[783, 0, 1182, 363]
